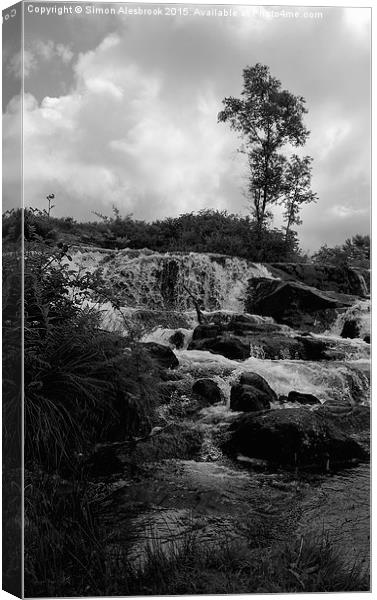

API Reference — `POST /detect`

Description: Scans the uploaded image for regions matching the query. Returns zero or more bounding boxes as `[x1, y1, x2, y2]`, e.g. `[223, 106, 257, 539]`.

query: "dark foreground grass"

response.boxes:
[25, 475, 369, 597]
[127, 533, 369, 595]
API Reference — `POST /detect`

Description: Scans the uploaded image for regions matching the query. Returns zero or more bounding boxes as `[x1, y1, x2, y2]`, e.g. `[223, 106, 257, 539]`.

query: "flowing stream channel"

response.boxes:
[72, 248, 370, 573]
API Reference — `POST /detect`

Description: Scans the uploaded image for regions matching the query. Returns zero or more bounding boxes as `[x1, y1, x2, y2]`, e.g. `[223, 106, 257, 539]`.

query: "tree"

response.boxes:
[281, 155, 317, 245]
[312, 235, 370, 269]
[218, 63, 310, 251]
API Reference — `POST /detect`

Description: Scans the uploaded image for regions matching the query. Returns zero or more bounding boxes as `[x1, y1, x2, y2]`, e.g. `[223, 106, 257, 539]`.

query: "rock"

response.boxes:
[364, 334, 370, 344]
[341, 319, 361, 339]
[189, 331, 332, 361]
[267, 263, 369, 297]
[192, 378, 222, 405]
[129, 423, 203, 462]
[223, 408, 367, 469]
[287, 391, 321, 405]
[226, 315, 286, 336]
[169, 330, 186, 349]
[295, 336, 328, 360]
[188, 335, 250, 360]
[239, 372, 277, 402]
[142, 342, 179, 369]
[230, 384, 271, 412]
[192, 324, 221, 341]
[245, 278, 351, 331]
[278, 395, 289, 404]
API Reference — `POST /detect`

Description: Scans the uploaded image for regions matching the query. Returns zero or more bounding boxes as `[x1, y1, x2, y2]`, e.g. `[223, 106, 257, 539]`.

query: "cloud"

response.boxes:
[16, 32, 240, 222]
[3, 7, 371, 250]
[6, 40, 74, 80]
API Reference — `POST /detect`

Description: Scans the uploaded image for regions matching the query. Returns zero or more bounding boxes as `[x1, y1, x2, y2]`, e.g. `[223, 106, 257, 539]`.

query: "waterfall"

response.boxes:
[328, 300, 371, 339]
[67, 248, 276, 312]
[351, 268, 369, 298]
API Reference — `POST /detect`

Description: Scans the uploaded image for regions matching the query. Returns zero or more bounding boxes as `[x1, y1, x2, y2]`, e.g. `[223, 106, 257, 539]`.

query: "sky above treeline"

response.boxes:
[2, 3, 371, 251]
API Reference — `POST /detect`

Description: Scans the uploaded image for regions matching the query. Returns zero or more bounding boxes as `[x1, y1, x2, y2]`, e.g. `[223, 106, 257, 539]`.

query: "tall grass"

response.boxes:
[25, 498, 370, 598]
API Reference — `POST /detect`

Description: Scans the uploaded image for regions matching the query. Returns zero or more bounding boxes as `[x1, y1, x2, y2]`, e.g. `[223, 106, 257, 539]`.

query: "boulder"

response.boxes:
[189, 330, 333, 361]
[267, 263, 369, 297]
[188, 335, 250, 360]
[169, 330, 186, 349]
[192, 378, 222, 405]
[296, 336, 328, 360]
[287, 391, 321, 405]
[245, 278, 351, 331]
[192, 324, 221, 341]
[230, 384, 271, 412]
[341, 319, 361, 339]
[142, 342, 179, 369]
[223, 408, 367, 469]
[239, 372, 277, 402]
[364, 334, 370, 344]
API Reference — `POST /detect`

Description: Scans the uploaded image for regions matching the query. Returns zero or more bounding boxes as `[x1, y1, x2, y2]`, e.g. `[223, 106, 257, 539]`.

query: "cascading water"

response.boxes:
[71, 246, 370, 576]
[68, 247, 276, 312]
[71, 247, 370, 411]
[327, 300, 371, 339]
[176, 350, 370, 407]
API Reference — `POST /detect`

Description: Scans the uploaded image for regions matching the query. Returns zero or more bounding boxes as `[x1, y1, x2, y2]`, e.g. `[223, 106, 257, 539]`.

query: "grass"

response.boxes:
[126, 531, 369, 595]
[24, 473, 369, 597]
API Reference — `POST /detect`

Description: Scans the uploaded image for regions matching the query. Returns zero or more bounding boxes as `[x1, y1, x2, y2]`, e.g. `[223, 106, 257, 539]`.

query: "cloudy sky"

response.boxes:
[2, 3, 371, 251]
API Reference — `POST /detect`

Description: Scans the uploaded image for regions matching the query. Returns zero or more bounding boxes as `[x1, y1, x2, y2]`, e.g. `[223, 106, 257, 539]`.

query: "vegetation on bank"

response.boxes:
[2, 205, 370, 268]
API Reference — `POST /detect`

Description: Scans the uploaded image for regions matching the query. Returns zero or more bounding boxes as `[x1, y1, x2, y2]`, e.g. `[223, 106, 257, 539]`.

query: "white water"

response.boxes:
[142, 327, 193, 349]
[177, 350, 370, 407]
[67, 248, 276, 312]
[68, 247, 370, 412]
[327, 300, 371, 339]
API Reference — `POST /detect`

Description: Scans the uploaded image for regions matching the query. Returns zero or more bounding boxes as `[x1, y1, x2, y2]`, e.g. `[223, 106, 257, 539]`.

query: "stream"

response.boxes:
[71, 248, 370, 575]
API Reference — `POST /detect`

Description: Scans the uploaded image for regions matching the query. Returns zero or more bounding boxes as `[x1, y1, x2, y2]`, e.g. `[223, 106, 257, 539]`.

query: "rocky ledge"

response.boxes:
[222, 405, 369, 470]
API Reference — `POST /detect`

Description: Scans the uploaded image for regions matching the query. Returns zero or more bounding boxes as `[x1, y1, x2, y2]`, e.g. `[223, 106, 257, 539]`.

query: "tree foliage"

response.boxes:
[3, 207, 303, 263]
[312, 235, 370, 269]
[281, 155, 317, 243]
[218, 63, 316, 251]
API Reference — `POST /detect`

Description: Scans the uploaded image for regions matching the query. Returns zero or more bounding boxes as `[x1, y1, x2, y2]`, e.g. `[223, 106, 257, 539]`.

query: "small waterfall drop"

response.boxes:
[68, 248, 277, 312]
[327, 300, 371, 339]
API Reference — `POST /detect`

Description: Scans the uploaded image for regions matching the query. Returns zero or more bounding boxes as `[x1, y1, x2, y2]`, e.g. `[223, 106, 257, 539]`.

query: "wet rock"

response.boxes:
[287, 391, 321, 405]
[341, 319, 361, 339]
[188, 335, 250, 360]
[230, 383, 271, 412]
[192, 324, 221, 341]
[142, 342, 179, 369]
[364, 334, 370, 344]
[295, 336, 328, 360]
[169, 330, 186, 349]
[192, 378, 222, 405]
[226, 316, 286, 336]
[189, 330, 333, 361]
[245, 278, 351, 331]
[239, 372, 277, 402]
[223, 408, 367, 469]
[128, 423, 203, 462]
